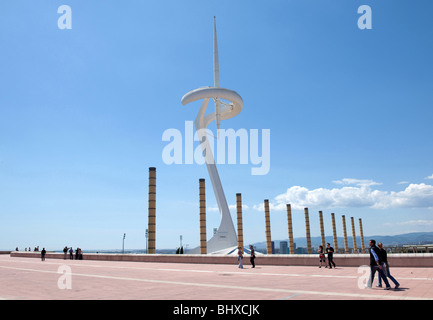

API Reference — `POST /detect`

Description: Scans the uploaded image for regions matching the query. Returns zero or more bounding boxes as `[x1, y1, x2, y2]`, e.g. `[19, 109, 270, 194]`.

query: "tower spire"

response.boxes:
[181, 18, 244, 253]
[213, 16, 220, 88]
[213, 16, 221, 134]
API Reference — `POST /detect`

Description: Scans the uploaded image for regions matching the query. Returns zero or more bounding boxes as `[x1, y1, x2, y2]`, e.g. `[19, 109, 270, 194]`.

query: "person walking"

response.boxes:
[63, 246, 68, 260]
[318, 245, 326, 268]
[41, 248, 46, 261]
[326, 243, 336, 269]
[69, 247, 74, 260]
[367, 240, 390, 290]
[237, 247, 244, 269]
[377, 242, 400, 289]
[249, 245, 256, 268]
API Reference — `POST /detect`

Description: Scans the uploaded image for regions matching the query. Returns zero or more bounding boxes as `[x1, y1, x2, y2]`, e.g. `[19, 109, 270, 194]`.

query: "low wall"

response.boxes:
[9, 251, 433, 267]
[0, 251, 12, 255]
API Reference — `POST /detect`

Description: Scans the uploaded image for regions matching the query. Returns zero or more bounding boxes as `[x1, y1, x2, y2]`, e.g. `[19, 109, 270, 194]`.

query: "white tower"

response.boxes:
[181, 17, 243, 254]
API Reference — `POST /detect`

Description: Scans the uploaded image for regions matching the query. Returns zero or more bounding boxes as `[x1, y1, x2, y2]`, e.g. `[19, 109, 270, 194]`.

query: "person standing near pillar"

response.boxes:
[326, 243, 336, 269]
[237, 247, 244, 269]
[249, 245, 256, 268]
[318, 245, 326, 268]
[41, 248, 46, 261]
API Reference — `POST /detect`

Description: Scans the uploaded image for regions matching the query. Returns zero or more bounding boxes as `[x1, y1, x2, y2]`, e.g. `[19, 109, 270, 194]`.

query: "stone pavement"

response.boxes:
[1, 254, 432, 300]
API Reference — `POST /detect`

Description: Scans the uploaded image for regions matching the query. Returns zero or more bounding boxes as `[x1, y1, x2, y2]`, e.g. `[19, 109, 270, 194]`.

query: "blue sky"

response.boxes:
[1, 0, 433, 251]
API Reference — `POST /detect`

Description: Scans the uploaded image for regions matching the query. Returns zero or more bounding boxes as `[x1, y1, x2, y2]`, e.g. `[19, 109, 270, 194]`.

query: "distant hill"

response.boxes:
[252, 232, 433, 250]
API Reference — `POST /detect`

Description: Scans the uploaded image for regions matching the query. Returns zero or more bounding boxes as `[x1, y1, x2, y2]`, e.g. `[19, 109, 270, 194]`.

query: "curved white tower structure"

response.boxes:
[181, 17, 243, 254]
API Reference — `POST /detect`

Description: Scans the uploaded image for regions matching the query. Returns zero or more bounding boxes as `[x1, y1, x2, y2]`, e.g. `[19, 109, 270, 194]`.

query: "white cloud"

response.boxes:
[253, 179, 433, 211]
[396, 220, 433, 226]
[380, 183, 433, 209]
[425, 174, 433, 180]
[332, 178, 382, 187]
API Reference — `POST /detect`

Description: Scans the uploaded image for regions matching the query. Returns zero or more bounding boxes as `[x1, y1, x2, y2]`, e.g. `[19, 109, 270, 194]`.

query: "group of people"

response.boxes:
[15, 246, 41, 252]
[237, 245, 255, 269]
[20, 240, 401, 292]
[63, 246, 84, 260]
[318, 239, 400, 290]
[15, 246, 84, 261]
[237, 240, 399, 291]
[39, 246, 85, 261]
[14, 246, 47, 260]
[237, 242, 337, 270]
[317, 243, 337, 269]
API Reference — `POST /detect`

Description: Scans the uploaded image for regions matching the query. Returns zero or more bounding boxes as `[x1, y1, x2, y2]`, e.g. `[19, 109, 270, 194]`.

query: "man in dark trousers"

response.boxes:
[326, 243, 336, 269]
[249, 245, 256, 268]
[41, 248, 46, 261]
[367, 239, 390, 290]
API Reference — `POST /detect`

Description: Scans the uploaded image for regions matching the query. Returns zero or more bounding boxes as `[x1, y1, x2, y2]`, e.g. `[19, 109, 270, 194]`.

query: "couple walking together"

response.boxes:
[318, 243, 337, 269]
[367, 239, 400, 290]
[238, 245, 255, 269]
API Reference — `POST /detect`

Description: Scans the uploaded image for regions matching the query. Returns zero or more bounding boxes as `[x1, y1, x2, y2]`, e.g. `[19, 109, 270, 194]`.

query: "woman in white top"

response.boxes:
[237, 247, 244, 269]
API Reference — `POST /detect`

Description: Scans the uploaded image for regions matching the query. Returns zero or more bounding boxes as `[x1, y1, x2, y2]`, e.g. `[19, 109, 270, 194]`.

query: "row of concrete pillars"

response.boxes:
[147, 168, 366, 255]
[263, 201, 366, 254]
[198, 179, 365, 254]
[282, 205, 366, 254]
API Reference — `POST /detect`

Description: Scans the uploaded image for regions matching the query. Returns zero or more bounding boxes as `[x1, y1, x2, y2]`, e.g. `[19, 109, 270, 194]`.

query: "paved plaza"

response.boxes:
[1, 255, 432, 300]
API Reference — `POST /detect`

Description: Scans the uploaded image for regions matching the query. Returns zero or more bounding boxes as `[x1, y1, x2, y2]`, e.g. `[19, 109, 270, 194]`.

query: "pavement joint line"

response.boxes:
[0, 264, 431, 300]
[280, 293, 303, 300]
[2, 258, 433, 281]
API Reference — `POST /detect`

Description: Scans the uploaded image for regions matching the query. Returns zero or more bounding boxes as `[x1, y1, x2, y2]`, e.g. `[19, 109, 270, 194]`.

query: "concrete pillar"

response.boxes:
[264, 199, 272, 254]
[148, 167, 156, 254]
[319, 211, 325, 249]
[351, 217, 358, 253]
[199, 179, 207, 254]
[286, 204, 295, 254]
[359, 218, 365, 253]
[342, 215, 349, 254]
[236, 193, 244, 250]
[331, 213, 338, 252]
[304, 208, 312, 254]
